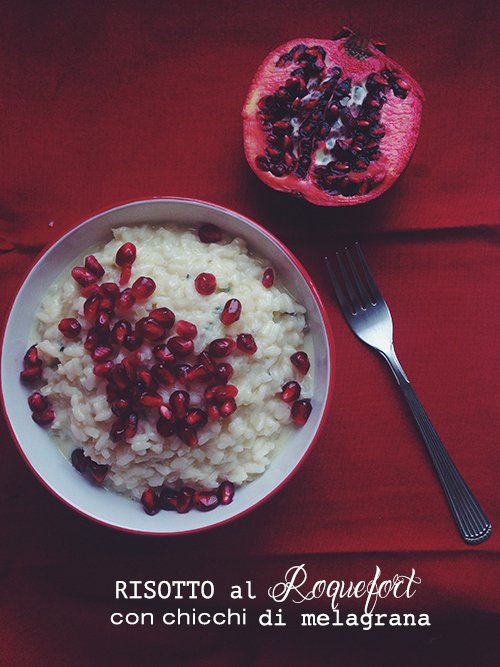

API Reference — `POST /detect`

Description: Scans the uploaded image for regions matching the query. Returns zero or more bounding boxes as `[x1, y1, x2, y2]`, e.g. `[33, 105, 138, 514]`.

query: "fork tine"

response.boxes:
[324, 256, 353, 316]
[336, 250, 362, 313]
[344, 247, 369, 310]
[355, 242, 382, 304]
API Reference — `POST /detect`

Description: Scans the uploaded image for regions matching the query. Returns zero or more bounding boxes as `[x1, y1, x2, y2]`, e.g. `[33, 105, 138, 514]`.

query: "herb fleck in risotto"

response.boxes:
[22, 224, 313, 514]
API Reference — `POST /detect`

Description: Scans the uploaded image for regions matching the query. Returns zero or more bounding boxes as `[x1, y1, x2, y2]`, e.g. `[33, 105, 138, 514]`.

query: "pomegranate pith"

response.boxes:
[242, 31, 424, 206]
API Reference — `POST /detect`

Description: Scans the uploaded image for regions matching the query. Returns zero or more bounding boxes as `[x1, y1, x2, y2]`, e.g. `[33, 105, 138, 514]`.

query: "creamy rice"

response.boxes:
[33, 225, 312, 500]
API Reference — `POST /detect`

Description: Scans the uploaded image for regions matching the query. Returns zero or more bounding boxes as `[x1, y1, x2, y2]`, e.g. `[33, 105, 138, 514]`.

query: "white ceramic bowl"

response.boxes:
[1, 198, 334, 535]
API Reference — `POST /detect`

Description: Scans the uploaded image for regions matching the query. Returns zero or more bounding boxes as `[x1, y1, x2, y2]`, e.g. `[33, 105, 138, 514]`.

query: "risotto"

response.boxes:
[24, 223, 313, 513]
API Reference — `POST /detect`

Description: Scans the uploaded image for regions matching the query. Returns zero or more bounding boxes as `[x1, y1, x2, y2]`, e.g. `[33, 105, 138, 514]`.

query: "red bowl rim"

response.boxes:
[0, 196, 335, 536]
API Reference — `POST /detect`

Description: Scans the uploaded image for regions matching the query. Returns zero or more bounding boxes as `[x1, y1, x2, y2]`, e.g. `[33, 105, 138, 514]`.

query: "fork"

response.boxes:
[325, 244, 491, 545]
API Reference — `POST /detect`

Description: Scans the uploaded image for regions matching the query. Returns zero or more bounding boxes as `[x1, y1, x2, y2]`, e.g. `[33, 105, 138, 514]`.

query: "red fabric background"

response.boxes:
[1, 1, 499, 665]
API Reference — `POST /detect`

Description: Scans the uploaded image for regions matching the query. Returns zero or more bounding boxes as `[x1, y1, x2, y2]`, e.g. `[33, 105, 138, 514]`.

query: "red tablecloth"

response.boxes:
[1, 1, 499, 665]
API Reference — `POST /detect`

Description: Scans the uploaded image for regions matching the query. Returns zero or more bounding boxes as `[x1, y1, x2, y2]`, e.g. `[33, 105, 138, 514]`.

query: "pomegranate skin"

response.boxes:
[242, 32, 424, 207]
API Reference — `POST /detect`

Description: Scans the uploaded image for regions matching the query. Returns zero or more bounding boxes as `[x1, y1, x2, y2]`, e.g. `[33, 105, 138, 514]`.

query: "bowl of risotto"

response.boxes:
[1, 198, 334, 534]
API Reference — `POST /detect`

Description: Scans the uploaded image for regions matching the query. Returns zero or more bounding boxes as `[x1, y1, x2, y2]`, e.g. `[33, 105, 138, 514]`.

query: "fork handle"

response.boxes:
[382, 347, 491, 545]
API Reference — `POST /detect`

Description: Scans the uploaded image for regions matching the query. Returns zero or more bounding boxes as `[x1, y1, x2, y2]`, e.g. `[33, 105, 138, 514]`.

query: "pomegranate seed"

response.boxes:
[141, 488, 160, 515]
[93, 361, 115, 377]
[291, 399, 312, 426]
[176, 423, 198, 447]
[131, 276, 156, 300]
[198, 224, 222, 244]
[111, 319, 132, 345]
[84, 328, 99, 351]
[218, 481, 235, 505]
[185, 364, 211, 383]
[169, 390, 190, 419]
[176, 487, 195, 513]
[115, 288, 136, 312]
[84, 295, 101, 321]
[91, 345, 113, 362]
[167, 336, 194, 357]
[208, 338, 235, 358]
[89, 461, 109, 484]
[71, 448, 89, 473]
[194, 491, 219, 512]
[122, 332, 143, 351]
[111, 398, 131, 417]
[159, 404, 174, 421]
[122, 352, 139, 376]
[116, 242, 136, 267]
[137, 369, 156, 390]
[281, 380, 301, 403]
[110, 364, 131, 390]
[105, 383, 119, 402]
[213, 384, 238, 402]
[175, 320, 198, 339]
[185, 408, 208, 428]
[138, 392, 163, 408]
[214, 362, 233, 384]
[98, 295, 114, 312]
[84, 255, 105, 278]
[237, 333, 257, 354]
[198, 351, 216, 373]
[95, 311, 111, 337]
[20, 366, 42, 383]
[71, 266, 97, 288]
[110, 417, 127, 441]
[159, 488, 178, 511]
[219, 398, 237, 418]
[125, 412, 138, 438]
[152, 344, 175, 364]
[28, 392, 48, 412]
[152, 362, 175, 386]
[32, 408, 55, 426]
[136, 317, 165, 340]
[207, 404, 220, 421]
[204, 384, 217, 401]
[290, 351, 310, 375]
[173, 363, 191, 384]
[80, 283, 101, 299]
[101, 282, 120, 299]
[157, 416, 175, 437]
[194, 272, 216, 295]
[149, 307, 175, 329]
[119, 264, 132, 286]
[23, 345, 40, 367]
[262, 268, 274, 288]
[220, 298, 241, 325]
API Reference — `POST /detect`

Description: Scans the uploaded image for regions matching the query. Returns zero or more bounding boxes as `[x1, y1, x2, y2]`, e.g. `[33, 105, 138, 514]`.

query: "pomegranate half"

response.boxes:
[242, 29, 424, 206]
